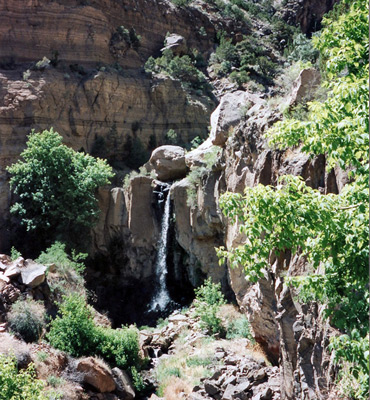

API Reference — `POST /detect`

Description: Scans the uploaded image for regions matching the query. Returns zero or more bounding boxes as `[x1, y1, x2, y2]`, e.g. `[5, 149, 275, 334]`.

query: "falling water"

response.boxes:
[149, 184, 172, 312]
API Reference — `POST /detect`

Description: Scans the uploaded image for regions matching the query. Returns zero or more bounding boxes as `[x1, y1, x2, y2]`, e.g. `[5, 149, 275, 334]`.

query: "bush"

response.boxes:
[47, 295, 142, 370]
[8, 299, 46, 343]
[7, 129, 114, 248]
[36, 242, 86, 299]
[144, 49, 208, 92]
[194, 278, 225, 335]
[0, 354, 47, 400]
[46, 294, 97, 357]
[95, 326, 141, 370]
[225, 316, 253, 340]
[164, 129, 180, 145]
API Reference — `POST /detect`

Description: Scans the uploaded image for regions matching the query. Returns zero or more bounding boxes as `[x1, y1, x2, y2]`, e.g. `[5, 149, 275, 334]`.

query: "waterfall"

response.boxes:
[149, 184, 172, 312]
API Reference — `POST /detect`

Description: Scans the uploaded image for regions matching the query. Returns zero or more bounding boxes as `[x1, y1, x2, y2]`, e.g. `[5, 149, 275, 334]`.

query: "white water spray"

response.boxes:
[149, 184, 172, 311]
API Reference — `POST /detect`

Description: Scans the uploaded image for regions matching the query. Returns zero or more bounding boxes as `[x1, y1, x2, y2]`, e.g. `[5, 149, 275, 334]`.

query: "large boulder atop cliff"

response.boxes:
[162, 34, 188, 56]
[149, 145, 188, 181]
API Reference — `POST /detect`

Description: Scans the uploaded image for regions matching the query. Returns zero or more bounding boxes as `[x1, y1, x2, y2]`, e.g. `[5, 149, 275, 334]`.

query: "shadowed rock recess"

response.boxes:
[0, 0, 348, 399]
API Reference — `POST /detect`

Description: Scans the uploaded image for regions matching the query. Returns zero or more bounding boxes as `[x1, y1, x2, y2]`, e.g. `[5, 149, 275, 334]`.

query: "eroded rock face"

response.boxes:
[0, 67, 213, 251]
[279, 0, 340, 34]
[0, 0, 216, 68]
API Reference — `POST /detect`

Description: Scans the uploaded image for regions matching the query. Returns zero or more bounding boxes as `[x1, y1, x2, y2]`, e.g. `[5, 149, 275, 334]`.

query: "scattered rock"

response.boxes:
[112, 367, 135, 399]
[76, 357, 116, 393]
[20, 261, 47, 288]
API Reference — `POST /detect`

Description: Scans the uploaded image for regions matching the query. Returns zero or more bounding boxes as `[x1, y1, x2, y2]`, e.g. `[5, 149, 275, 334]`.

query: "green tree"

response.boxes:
[217, 0, 369, 397]
[7, 128, 114, 248]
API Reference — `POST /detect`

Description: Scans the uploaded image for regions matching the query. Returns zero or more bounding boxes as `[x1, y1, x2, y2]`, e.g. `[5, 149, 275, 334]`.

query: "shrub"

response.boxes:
[225, 316, 253, 340]
[47, 294, 97, 357]
[10, 246, 21, 261]
[164, 129, 180, 145]
[7, 129, 114, 248]
[36, 242, 86, 300]
[186, 146, 222, 208]
[8, 299, 46, 343]
[171, 0, 191, 6]
[286, 33, 319, 64]
[47, 295, 142, 370]
[95, 326, 141, 370]
[0, 354, 47, 400]
[144, 49, 208, 92]
[194, 278, 225, 334]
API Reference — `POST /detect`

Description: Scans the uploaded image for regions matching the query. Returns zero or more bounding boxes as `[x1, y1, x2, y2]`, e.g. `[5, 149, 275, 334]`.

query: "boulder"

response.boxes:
[185, 139, 214, 169]
[149, 145, 187, 181]
[112, 367, 135, 399]
[76, 357, 116, 393]
[210, 91, 265, 147]
[288, 68, 320, 106]
[162, 34, 188, 56]
[20, 261, 47, 288]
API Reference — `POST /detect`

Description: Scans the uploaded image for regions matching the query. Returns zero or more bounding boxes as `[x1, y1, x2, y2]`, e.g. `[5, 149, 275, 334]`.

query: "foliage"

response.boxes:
[10, 247, 21, 261]
[171, 0, 191, 6]
[210, 34, 276, 83]
[286, 33, 319, 64]
[95, 326, 141, 370]
[225, 316, 253, 340]
[47, 294, 142, 370]
[8, 299, 46, 343]
[164, 129, 180, 145]
[186, 145, 222, 207]
[0, 354, 47, 400]
[194, 278, 226, 334]
[189, 136, 205, 150]
[37, 241, 86, 275]
[112, 26, 141, 50]
[46, 294, 97, 357]
[144, 49, 208, 92]
[123, 135, 150, 170]
[217, 1, 369, 397]
[7, 129, 114, 247]
[36, 242, 86, 300]
[130, 366, 147, 393]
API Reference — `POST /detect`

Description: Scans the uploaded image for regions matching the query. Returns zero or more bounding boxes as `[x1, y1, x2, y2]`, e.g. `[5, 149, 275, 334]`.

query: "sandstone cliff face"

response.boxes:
[0, 63, 213, 250]
[0, 0, 216, 68]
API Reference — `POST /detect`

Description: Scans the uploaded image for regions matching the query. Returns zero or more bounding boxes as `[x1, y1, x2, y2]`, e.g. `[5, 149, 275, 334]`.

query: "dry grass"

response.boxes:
[163, 377, 193, 400]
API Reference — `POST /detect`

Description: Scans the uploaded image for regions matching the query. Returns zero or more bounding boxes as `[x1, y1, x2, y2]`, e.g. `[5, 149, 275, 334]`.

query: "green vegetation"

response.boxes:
[194, 278, 226, 334]
[8, 299, 46, 343]
[10, 247, 21, 261]
[225, 315, 253, 340]
[218, 0, 369, 398]
[47, 294, 142, 370]
[7, 129, 114, 249]
[209, 34, 276, 85]
[36, 242, 86, 300]
[0, 354, 47, 400]
[186, 146, 221, 208]
[145, 49, 209, 92]
[112, 26, 141, 50]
